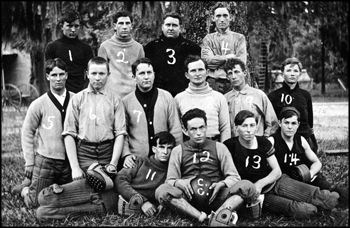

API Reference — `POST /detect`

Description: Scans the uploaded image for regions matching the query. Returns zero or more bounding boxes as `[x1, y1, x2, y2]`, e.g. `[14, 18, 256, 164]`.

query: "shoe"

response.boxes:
[86, 163, 114, 192]
[11, 178, 31, 196]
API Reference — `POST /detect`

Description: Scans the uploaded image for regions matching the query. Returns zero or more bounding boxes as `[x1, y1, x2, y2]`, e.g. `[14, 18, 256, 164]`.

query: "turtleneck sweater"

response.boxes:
[144, 33, 201, 97]
[98, 33, 144, 98]
[115, 155, 168, 204]
[45, 35, 93, 93]
[174, 82, 231, 142]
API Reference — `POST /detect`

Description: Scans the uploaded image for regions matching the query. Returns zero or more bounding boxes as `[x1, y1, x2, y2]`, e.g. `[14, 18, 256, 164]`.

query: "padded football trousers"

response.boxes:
[263, 174, 339, 219]
[25, 153, 71, 208]
[36, 179, 118, 220]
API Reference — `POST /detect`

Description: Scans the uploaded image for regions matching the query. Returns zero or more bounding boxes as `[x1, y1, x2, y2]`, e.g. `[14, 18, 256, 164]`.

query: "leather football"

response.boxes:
[290, 164, 311, 183]
[190, 174, 213, 208]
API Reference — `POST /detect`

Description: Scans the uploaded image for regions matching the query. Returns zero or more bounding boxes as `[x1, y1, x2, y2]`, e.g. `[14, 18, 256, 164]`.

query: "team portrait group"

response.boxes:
[10, 2, 348, 227]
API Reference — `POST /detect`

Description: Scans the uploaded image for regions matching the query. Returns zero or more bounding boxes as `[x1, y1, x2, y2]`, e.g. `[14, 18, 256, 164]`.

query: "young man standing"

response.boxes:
[201, 2, 247, 93]
[155, 108, 259, 226]
[45, 10, 94, 93]
[224, 110, 339, 219]
[270, 106, 348, 208]
[121, 57, 182, 170]
[224, 58, 278, 137]
[268, 57, 318, 153]
[174, 55, 231, 143]
[36, 57, 126, 220]
[144, 12, 201, 97]
[115, 131, 176, 217]
[98, 10, 144, 98]
[12, 58, 74, 208]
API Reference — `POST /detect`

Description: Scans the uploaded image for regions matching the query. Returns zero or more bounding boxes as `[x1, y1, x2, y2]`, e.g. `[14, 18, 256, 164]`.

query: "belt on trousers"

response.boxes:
[207, 135, 220, 141]
[78, 139, 113, 146]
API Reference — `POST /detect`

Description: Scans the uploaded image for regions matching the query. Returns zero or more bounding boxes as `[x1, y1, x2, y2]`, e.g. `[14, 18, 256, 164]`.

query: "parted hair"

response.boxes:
[184, 55, 208, 72]
[281, 57, 303, 72]
[224, 57, 246, 73]
[112, 10, 133, 23]
[234, 110, 258, 126]
[163, 11, 182, 25]
[131, 57, 153, 76]
[181, 108, 207, 130]
[278, 107, 301, 121]
[211, 2, 231, 15]
[152, 131, 176, 147]
[45, 58, 67, 74]
[59, 10, 80, 25]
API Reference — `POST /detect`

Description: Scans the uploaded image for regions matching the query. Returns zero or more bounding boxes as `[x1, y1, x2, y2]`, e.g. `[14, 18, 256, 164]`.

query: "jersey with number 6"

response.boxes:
[144, 34, 201, 97]
[223, 136, 275, 184]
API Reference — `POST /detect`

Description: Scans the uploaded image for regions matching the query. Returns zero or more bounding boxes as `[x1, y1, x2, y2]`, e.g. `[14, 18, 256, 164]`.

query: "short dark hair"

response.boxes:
[163, 11, 182, 25]
[112, 10, 133, 23]
[224, 58, 246, 73]
[152, 131, 176, 147]
[278, 107, 300, 121]
[211, 2, 231, 15]
[45, 58, 67, 74]
[59, 10, 80, 25]
[234, 110, 258, 126]
[181, 108, 207, 130]
[132, 57, 153, 76]
[87, 56, 109, 72]
[184, 55, 208, 72]
[281, 57, 302, 72]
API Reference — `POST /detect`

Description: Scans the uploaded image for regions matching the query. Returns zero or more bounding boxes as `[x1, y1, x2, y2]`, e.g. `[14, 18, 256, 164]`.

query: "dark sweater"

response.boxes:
[268, 82, 314, 139]
[144, 34, 201, 97]
[45, 35, 94, 93]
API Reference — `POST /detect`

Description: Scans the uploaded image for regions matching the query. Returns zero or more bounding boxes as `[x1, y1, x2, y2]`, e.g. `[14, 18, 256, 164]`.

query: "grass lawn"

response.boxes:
[1, 90, 348, 227]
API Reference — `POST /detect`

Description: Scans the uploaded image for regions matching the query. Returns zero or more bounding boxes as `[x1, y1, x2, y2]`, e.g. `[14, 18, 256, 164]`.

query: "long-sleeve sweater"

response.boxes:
[98, 33, 145, 98]
[225, 84, 279, 137]
[165, 139, 241, 188]
[144, 34, 201, 97]
[115, 155, 168, 204]
[174, 83, 231, 142]
[122, 88, 182, 158]
[45, 35, 93, 93]
[268, 82, 314, 139]
[21, 91, 74, 167]
[201, 29, 247, 79]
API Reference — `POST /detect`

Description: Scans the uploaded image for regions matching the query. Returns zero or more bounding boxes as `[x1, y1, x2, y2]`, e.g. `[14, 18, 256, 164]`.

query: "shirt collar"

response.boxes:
[52, 89, 67, 97]
[87, 84, 107, 94]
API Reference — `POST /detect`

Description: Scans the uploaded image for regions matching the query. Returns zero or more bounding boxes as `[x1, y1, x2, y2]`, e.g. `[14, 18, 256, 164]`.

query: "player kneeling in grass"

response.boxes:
[224, 109, 340, 219]
[11, 58, 74, 208]
[36, 56, 126, 220]
[115, 131, 175, 216]
[155, 108, 259, 226]
[270, 106, 348, 208]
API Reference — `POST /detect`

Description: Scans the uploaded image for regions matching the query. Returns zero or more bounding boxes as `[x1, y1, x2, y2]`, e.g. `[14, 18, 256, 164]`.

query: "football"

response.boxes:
[190, 174, 213, 209]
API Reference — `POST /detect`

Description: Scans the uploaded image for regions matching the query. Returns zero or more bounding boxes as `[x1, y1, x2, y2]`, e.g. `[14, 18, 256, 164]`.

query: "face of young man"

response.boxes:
[114, 16, 132, 38]
[87, 63, 109, 92]
[134, 63, 155, 92]
[236, 117, 257, 142]
[185, 60, 208, 88]
[279, 116, 300, 138]
[152, 140, 174, 163]
[62, 19, 80, 39]
[184, 117, 207, 144]
[226, 64, 246, 90]
[212, 7, 231, 31]
[162, 16, 181, 39]
[283, 64, 301, 85]
[46, 66, 68, 93]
